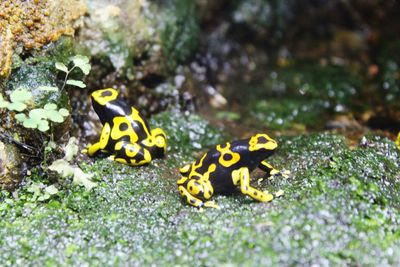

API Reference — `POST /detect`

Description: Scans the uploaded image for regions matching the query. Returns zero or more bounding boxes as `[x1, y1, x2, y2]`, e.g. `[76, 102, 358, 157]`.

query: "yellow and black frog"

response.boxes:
[86, 88, 167, 166]
[177, 133, 280, 209]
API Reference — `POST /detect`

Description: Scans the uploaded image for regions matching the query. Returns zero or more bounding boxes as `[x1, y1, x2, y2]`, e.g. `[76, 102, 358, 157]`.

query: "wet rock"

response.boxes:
[0, 0, 86, 78]
[0, 141, 22, 191]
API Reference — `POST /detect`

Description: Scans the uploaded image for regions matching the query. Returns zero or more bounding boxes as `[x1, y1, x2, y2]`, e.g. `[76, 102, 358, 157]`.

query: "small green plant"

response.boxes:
[56, 55, 91, 92]
[48, 137, 97, 191]
[0, 55, 90, 132]
[0, 88, 69, 132]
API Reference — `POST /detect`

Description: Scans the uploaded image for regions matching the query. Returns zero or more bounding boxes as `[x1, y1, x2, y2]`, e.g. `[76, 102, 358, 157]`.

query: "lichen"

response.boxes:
[0, 0, 86, 77]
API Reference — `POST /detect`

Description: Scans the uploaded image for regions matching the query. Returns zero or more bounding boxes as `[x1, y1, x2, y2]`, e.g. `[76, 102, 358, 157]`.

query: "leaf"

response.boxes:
[0, 99, 10, 108]
[64, 137, 79, 161]
[66, 79, 86, 88]
[29, 109, 46, 122]
[38, 86, 59, 92]
[73, 168, 97, 191]
[58, 108, 69, 117]
[44, 103, 57, 110]
[38, 195, 51, 201]
[48, 159, 97, 191]
[78, 63, 91, 75]
[45, 185, 59, 195]
[15, 113, 27, 122]
[55, 62, 68, 73]
[37, 120, 50, 132]
[23, 119, 38, 129]
[8, 102, 27, 111]
[71, 55, 89, 66]
[45, 110, 64, 123]
[10, 89, 32, 103]
[48, 159, 75, 177]
[71, 55, 91, 75]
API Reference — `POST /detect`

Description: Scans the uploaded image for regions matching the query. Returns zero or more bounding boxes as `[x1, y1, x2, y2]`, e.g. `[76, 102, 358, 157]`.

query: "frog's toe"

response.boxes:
[204, 201, 220, 209]
[270, 169, 280, 175]
[261, 191, 274, 202]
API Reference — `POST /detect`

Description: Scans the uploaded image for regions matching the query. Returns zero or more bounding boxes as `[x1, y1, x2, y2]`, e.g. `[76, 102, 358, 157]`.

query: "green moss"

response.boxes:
[242, 62, 362, 130]
[263, 63, 362, 109]
[150, 111, 225, 155]
[0, 114, 399, 265]
[251, 98, 328, 130]
[158, 0, 199, 70]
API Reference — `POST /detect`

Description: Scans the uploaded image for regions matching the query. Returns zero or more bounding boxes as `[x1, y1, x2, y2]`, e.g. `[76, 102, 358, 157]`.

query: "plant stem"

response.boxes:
[60, 65, 77, 94]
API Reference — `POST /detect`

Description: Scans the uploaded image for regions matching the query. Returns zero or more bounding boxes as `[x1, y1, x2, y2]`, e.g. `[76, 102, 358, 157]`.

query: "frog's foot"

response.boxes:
[204, 201, 220, 209]
[87, 123, 112, 157]
[232, 167, 274, 202]
[258, 160, 280, 176]
[178, 185, 205, 209]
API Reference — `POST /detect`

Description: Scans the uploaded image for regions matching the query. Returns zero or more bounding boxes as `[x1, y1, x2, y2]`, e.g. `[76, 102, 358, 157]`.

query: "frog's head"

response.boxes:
[177, 176, 214, 201]
[248, 133, 277, 152]
[91, 88, 119, 106]
[91, 88, 122, 123]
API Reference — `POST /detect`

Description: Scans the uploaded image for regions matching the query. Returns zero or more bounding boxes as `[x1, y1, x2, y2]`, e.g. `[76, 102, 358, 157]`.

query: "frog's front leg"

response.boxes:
[232, 167, 273, 202]
[87, 123, 112, 157]
[109, 141, 152, 166]
[258, 160, 280, 176]
[177, 176, 220, 210]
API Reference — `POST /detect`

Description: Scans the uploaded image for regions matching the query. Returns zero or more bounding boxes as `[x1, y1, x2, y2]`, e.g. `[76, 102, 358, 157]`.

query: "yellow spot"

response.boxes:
[99, 123, 111, 149]
[111, 116, 139, 143]
[179, 164, 191, 174]
[396, 132, 400, 150]
[248, 134, 277, 151]
[216, 143, 240, 167]
[177, 176, 188, 185]
[124, 143, 140, 158]
[91, 88, 118, 105]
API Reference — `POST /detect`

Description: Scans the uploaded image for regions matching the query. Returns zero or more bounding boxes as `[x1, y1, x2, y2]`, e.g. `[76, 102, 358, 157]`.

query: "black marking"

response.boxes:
[223, 153, 233, 161]
[254, 191, 258, 196]
[189, 186, 193, 191]
[190, 199, 196, 204]
[119, 122, 129, 131]
[101, 90, 113, 97]
[258, 136, 268, 143]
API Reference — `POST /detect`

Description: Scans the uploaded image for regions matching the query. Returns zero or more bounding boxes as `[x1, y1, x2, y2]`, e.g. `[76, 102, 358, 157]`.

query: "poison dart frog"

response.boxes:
[177, 133, 280, 209]
[86, 88, 167, 166]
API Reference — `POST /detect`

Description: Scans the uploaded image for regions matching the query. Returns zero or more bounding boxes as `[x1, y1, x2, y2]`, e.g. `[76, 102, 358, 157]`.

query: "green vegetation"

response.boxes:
[0, 55, 89, 132]
[0, 112, 399, 266]
[0, 89, 69, 132]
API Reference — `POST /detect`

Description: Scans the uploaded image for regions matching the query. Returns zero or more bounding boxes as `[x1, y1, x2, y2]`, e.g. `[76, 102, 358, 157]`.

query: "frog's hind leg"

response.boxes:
[232, 167, 273, 202]
[109, 141, 152, 166]
[86, 123, 112, 157]
[258, 160, 280, 176]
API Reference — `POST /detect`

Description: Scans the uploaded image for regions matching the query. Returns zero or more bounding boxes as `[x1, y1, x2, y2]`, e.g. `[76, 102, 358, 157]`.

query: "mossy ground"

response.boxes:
[1, 112, 399, 266]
